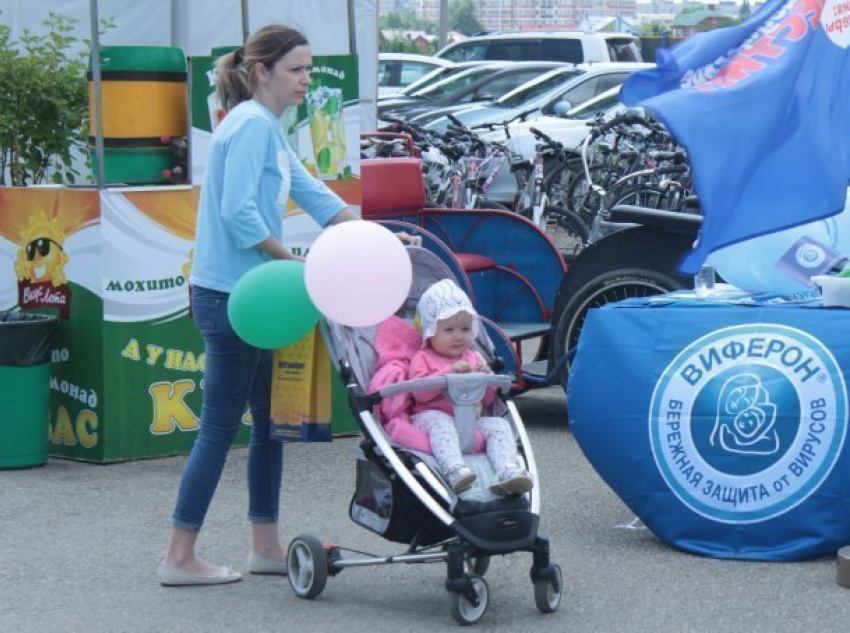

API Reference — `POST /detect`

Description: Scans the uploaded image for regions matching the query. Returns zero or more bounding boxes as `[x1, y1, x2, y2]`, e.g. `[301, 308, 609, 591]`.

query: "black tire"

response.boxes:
[534, 564, 563, 614]
[448, 574, 489, 625]
[287, 535, 329, 599]
[539, 205, 589, 262]
[552, 267, 684, 383]
[547, 227, 695, 386]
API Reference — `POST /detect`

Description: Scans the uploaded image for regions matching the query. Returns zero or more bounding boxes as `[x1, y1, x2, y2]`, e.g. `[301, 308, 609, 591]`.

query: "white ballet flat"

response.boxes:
[157, 561, 242, 587]
[247, 552, 288, 575]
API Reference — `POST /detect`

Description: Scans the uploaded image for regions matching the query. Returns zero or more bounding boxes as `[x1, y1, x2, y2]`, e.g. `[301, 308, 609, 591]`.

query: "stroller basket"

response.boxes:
[351, 442, 454, 545]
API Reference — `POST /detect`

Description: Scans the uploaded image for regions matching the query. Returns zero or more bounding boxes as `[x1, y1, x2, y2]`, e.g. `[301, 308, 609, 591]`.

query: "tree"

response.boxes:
[379, 36, 438, 54]
[379, 11, 437, 35]
[449, 0, 484, 36]
[0, 12, 113, 186]
[638, 21, 671, 37]
[739, 0, 753, 20]
[676, 4, 704, 16]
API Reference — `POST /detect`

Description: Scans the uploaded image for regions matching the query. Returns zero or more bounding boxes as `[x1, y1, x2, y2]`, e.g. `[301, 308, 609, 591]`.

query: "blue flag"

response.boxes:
[622, 0, 850, 274]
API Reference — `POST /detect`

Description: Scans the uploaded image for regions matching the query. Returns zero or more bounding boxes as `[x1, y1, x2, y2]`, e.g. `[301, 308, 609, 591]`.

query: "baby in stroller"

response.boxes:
[284, 247, 561, 625]
[410, 278, 534, 495]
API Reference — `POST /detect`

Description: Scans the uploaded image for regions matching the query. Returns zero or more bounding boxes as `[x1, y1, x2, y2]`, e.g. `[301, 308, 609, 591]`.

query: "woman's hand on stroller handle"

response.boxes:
[395, 231, 422, 247]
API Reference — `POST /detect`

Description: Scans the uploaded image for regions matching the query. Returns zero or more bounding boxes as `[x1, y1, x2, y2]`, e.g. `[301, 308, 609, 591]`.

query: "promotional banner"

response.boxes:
[0, 188, 105, 461]
[0, 186, 356, 462]
[568, 300, 850, 561]
[100, 188, 252, 460]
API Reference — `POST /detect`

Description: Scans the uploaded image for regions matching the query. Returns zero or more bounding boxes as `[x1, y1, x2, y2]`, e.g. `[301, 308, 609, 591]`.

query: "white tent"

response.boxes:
[0, 0, 378, 183]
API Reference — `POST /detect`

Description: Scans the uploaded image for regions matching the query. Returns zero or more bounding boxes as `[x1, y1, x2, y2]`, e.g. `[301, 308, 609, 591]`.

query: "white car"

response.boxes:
[378, 53, 453, 97]
[435, 31, 643, 64]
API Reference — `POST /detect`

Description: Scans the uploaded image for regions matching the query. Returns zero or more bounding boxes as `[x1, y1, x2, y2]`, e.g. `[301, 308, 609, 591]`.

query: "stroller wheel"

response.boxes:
[287, 535, 329, 599]
[448, 574, 489, 626]
[533, 563, 563, 613]
[464, 554, 491, 576]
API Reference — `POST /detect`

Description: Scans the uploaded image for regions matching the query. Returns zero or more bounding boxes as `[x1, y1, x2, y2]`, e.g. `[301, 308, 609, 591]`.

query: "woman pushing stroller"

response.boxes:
[410, 279, 534, 495]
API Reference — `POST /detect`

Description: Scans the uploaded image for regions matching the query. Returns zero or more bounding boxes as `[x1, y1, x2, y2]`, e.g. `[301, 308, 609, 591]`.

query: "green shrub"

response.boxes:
[0, 12, 111, 186]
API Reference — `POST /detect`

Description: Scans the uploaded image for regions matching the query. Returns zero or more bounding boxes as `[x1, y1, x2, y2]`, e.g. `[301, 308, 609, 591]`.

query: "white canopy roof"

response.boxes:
[0, 0, 378, 129]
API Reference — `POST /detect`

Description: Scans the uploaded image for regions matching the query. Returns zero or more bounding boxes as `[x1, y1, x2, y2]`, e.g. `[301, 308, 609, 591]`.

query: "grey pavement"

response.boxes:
[2, 386, 849, 632]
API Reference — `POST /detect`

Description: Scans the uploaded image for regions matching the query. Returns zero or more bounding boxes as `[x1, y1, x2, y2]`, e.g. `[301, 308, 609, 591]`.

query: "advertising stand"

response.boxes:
[0, 0, 376, 462]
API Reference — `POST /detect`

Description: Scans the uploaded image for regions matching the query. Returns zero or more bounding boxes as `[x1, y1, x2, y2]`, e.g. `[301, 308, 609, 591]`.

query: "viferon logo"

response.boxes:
[649, 324, 847, 523]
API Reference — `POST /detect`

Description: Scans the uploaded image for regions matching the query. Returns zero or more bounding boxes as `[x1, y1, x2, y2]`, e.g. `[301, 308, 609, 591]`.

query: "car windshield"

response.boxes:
[562, 87, 621, 120]
[497, 69, 583, 108]
[401, 66, 456, 95]
[412, 67, 494, 99]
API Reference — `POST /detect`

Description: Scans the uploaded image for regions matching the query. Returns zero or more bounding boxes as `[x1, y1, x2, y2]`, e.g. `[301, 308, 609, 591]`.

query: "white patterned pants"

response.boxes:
[411, 409, 519, 476]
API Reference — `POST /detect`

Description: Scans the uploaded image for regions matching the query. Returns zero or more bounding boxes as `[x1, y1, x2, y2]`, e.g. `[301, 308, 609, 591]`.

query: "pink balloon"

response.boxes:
[305, 222, 412, 327]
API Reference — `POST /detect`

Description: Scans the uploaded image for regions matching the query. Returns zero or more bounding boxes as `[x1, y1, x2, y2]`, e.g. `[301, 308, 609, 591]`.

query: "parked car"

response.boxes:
[378, 53, 453, 97]
[435, 31, 642, 64]
[423, 62, 652, 133]
[403, 61, 573, 127]
[378, 60, 497, 102]
[379, 61, 564, 125]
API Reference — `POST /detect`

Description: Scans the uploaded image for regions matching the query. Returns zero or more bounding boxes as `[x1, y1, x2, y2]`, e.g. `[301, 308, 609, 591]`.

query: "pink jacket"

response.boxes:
[366, 316, 485, 454]
[409, 348, 497, 416]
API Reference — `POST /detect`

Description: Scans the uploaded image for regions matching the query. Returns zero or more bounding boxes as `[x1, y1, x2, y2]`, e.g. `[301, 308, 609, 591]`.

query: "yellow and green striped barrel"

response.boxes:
[88, 46, 187, 184]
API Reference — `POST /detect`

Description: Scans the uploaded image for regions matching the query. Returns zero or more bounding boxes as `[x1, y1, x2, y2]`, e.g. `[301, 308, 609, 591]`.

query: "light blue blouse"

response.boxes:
[190, 99, 346, 292]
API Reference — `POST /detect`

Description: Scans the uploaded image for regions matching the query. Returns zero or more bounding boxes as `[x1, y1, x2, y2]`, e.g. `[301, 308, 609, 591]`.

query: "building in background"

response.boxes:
[381, 0, 420, 12]
[669, 5, 727, 36]
[376, 0, 766, 37]
[410, 0, 638, 31]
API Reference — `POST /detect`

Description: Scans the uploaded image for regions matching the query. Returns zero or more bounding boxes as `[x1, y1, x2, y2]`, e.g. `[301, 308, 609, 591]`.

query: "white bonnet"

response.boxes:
[415, 279, 479, 346]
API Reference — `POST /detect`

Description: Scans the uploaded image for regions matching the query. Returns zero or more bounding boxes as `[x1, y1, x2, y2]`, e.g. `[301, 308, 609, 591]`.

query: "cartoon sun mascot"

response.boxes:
[14, 212, 70, 287]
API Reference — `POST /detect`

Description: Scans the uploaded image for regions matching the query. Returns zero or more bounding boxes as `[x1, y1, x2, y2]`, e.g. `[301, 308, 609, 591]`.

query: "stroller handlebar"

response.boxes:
[373, 373, 512, 401]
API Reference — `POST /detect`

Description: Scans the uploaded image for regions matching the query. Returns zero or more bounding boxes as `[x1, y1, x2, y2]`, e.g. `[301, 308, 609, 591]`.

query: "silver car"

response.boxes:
[424, 62, 652, 133]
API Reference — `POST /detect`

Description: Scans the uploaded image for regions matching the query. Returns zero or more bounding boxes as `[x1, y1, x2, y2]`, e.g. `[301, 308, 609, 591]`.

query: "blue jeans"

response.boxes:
[170, 285, 283, 531]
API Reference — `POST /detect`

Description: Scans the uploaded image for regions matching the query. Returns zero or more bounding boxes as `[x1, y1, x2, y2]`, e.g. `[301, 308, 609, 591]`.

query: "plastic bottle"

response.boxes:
[694, 257, 716, 298]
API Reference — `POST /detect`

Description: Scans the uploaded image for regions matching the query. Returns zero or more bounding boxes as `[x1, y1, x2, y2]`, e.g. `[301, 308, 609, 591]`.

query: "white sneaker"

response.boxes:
[446, 465, 477, 492]
[490, 469, 533, 496]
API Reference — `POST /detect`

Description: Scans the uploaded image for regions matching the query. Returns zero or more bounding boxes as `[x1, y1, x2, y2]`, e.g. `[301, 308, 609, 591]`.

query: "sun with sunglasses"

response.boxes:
[14, 213, 70, 287]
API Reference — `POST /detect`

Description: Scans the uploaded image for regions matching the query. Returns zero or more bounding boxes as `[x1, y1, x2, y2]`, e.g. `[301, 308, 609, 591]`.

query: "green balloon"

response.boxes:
[228, 260, 321, 349]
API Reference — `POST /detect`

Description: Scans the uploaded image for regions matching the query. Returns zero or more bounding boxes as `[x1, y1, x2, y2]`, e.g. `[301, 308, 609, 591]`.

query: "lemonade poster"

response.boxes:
[190, 54, 358, 182]
[287, 55, 359, 182]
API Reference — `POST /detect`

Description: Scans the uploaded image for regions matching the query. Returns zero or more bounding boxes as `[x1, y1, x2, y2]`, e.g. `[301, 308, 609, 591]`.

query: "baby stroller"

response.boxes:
[284, 247, 562, 625]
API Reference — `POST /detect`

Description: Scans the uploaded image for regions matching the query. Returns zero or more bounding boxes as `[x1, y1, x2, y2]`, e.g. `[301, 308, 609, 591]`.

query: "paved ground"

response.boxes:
[2, 386, 849, 631]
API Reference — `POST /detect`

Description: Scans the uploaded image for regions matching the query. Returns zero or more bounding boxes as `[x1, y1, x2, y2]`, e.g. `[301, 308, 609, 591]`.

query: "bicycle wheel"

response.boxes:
[539, 205, 589, 262]
[612, 185, 664, 209]
[542, 162, 577, 209]
[552, 267, 684, 386]
[548, 227, 695, 387]
[475, 198, 512, 212]
[565, 164, 603, 224]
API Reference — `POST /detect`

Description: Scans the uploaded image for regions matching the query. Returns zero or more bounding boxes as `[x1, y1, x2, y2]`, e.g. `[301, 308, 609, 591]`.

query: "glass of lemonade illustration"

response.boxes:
[306, 86, 346, 179]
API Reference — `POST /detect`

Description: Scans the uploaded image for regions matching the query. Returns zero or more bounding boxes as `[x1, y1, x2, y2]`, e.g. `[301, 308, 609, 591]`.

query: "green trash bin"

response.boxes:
[0, 312, 59, 469]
